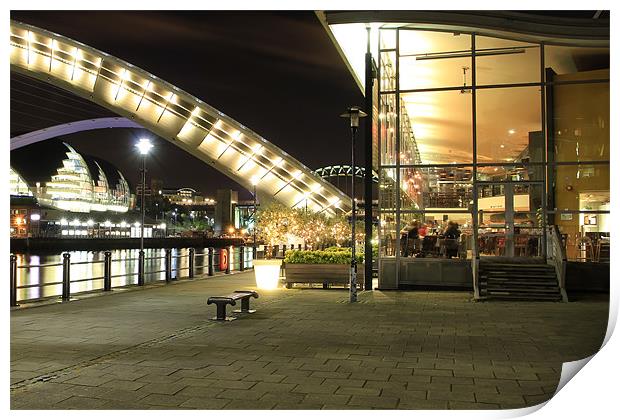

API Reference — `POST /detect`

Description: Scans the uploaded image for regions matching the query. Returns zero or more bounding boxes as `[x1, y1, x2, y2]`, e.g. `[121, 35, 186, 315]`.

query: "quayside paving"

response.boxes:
[11, 271, 608, 410]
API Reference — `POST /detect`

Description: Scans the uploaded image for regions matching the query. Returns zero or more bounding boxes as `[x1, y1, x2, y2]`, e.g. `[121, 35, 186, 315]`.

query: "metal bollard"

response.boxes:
[165, 249, 172, 282]
[208, 247, 215, 276]
[10, 255, 18, 307]
[226, 246, 232, 274]
[282, 244, 287, 258]
[188, 248, 195, 279]
[298, 244, 302, 251]
[103, 251, 112, 291]
[62, 253, 71, 302]
[138, 250, 145, 286]
[239, 245, 245, 272]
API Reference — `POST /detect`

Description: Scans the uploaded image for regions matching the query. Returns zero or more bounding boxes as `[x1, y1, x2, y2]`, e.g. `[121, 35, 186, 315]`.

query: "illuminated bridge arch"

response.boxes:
[9, 20, 350, 215]
[314, 165, 378, 183]
[10, 117, 142, 151]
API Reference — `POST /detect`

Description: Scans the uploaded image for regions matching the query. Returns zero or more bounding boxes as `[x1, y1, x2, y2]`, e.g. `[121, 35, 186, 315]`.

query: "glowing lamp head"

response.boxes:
[136, 138, 153, 155]
[340, 106, 367, 129]
[228, 226, 235, 234]
[250, 175, 259, 186]
[30, 213, 40, 221]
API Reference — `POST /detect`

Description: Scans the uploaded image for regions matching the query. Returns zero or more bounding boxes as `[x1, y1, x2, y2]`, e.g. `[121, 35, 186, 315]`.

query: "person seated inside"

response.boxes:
[400, 220, 419, 257]
[443, 221, 461, 259]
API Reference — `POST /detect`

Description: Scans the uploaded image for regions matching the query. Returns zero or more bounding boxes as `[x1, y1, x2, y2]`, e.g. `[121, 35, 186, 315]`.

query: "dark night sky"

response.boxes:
[10, 11, 363, 199]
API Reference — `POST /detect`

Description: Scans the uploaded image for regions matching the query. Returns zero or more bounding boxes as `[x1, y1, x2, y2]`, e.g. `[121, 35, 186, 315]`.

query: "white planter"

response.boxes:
[253, 259, 282, 290]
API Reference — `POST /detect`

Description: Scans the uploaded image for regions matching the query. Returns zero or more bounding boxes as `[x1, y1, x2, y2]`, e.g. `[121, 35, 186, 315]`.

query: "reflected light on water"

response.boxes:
[13, 248, 219, 302]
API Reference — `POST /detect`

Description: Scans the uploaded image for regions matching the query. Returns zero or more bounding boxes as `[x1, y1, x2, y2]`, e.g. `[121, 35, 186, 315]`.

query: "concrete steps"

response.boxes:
[479, 262, 562, 301]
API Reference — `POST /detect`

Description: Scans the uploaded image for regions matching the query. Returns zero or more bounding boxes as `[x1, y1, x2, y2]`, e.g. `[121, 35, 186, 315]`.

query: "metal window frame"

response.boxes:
[376, 26, 610, 280]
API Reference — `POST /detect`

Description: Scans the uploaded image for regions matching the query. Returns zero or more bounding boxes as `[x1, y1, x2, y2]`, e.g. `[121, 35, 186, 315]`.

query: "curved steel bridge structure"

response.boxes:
[10, 117, 142, 151]
[314, 165, 378, 183]
[9, 20, 350, 215]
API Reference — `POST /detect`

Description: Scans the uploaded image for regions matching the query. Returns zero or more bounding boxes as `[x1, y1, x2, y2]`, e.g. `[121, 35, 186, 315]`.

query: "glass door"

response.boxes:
[477, 182, 544, 258]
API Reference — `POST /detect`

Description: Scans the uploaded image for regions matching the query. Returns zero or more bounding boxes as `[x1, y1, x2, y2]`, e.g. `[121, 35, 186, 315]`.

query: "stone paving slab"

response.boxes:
[10, 271, 608, 410]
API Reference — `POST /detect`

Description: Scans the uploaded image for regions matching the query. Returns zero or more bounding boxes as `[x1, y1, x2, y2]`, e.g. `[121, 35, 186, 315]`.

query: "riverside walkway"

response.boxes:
[10, 271, 608, 410]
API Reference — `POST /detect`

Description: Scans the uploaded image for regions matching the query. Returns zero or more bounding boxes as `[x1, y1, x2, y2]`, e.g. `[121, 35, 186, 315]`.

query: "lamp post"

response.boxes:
[250, 175, 259, 260]
[136, 138, 152, 285]
[340, 106, 367, 303]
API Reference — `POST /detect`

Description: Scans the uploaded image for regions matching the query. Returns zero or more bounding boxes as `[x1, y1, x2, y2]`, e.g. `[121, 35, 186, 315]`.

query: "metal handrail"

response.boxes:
[17, 281, 64, 289]
[144, 269, 166, 275]
[10, 246, 253, 306]
[70, 260, 105, 266]
[72, 276, 106, 283]
[17, 262, 63, 269]
[110, 257, 140, 263]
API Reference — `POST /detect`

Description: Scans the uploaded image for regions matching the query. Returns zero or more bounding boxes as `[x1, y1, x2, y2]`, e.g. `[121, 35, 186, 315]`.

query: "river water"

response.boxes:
[13, 247, 251, 302]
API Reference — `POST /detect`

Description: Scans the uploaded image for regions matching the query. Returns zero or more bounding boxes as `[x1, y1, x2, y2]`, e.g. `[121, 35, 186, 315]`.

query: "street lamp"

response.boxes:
[136, 137, 152, 286]
[250, 175, 259, 260]
[340, 106, 367, 303]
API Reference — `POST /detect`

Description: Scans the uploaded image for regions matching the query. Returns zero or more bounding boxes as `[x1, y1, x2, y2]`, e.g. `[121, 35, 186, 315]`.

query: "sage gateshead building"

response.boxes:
[318, 11, 609, 298]
[10, 140, 131, 213]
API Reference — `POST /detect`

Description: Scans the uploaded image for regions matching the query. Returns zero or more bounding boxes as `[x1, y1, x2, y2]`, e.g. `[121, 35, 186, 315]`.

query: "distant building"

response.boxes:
[9, 140, 167, 239]
[11, 140, 131, 213]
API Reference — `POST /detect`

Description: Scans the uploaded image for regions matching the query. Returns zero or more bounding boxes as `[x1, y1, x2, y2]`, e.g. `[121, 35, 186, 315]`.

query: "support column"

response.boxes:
[364, 26, 375, 292]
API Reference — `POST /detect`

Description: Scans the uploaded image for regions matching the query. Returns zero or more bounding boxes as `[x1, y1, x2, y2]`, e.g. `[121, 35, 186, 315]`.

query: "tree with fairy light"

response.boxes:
[256, 202, 291, 257]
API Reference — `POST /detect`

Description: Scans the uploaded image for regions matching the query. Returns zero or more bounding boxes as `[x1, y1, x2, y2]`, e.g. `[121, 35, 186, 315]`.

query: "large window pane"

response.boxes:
[400, 211, 473, 259]
[476, 164, 544, 182]
[475, 36, 540, 86]
[380, 28, 396, 50]
[379, 93, 397, 165]
[476, 86, 542, 163]
[402, 90, 472, 164]
[400, 166, 472, 211]
[550, 81, 609, 162]
[378, 168, 398, 212]
[545, 46, 609, 78]
[553, 164, 609, 211]
[557, 214, 610, 262]
[379, 212, 397, 257]
[398, 30, 472, 91]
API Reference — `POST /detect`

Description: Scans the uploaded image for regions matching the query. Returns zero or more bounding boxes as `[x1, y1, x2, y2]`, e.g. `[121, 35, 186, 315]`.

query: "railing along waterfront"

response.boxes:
[9, 245, 255, 307]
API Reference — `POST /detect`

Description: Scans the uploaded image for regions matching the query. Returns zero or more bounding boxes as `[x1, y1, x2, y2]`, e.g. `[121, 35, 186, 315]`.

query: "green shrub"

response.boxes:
[284, 249, 363, 264]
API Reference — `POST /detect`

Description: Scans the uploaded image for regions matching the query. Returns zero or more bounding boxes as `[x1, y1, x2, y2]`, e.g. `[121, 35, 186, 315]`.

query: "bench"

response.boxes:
[207, 290, 259, 321]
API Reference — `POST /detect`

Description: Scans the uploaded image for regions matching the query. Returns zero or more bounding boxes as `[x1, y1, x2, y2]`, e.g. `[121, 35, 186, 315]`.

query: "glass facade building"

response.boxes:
[11, 142, 131, 214]
[322, 12, 609, 291]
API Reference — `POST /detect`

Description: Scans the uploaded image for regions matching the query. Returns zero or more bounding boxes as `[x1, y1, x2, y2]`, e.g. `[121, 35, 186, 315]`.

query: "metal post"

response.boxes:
[188, 248, 195, 278]
[138, 250, 145, 286]
[350, 125, 358, 303]
[253, 183, 257, 260]
[10, 255, 18, 307]
[165, 249, 172, 282]
[140, 154, 146, 255]
[62, 252, 71, 302]
[364, 26, 375, 292]
[208, 247, 215, 276]
[341, 107, 366, 303]
[226, 246, 232, 274]
[239, 245, 245, 271]
[104, 251, 112, 291]
[282, 244, 287, 258]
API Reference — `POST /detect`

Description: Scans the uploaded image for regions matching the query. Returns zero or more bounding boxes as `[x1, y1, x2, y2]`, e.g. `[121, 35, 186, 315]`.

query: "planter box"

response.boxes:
[284, 263, 365, 290]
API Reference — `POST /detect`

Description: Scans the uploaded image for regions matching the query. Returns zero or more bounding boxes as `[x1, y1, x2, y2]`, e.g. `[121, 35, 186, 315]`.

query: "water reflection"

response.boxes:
[12, 247, 238, 302]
